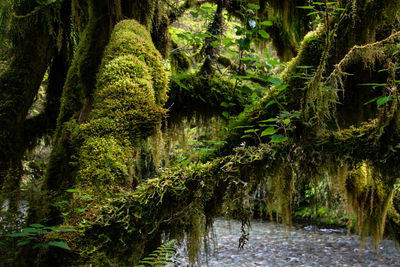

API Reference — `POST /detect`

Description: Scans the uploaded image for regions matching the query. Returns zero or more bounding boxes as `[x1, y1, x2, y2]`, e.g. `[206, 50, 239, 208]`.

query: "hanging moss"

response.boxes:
[167, 72, 243, 120]
[64, 144, 281, 265]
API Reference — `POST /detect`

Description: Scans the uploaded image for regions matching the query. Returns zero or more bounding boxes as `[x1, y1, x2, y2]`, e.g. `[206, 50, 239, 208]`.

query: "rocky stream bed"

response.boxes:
[175, 219, 400, 267]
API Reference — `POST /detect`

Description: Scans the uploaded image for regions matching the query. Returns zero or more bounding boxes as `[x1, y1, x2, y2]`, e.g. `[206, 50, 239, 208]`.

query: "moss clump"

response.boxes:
[102, 20, 168, 106]
[77, 136, 134, 191]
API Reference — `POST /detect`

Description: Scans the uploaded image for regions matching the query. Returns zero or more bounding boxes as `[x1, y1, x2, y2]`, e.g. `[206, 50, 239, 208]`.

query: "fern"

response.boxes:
[136, 239, 178, 267]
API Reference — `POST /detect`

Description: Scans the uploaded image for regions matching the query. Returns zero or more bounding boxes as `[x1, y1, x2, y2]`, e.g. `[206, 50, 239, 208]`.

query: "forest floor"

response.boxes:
[176, 219, 400, 267]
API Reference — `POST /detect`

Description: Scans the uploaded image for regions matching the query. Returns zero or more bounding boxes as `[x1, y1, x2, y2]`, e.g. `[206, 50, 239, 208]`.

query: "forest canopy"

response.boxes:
[0, 0, 400, 266]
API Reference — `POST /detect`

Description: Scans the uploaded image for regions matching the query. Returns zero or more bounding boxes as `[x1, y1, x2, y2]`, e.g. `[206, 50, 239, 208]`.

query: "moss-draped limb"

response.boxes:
[0, 1, 63, 190]
[51, 144, 281, 265]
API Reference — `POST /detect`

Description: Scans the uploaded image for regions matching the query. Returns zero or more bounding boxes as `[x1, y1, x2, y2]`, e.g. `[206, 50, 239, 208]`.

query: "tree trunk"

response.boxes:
[0, 1, 61, 191]
[200, 0, 225, 75]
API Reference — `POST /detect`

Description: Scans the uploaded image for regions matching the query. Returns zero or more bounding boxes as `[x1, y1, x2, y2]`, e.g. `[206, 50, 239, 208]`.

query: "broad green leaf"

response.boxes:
[259, 118, 278, 123]
[65, 189, 78, 193]
[220, 102, 229, 108]
[46, 227, 75, 232]
[30, 224, 44, 228]
[247, 3, 260, 10]
[377, 96, 392, 107]
[210, 40, 219, 48]
[276, 84, 288, 91]
[17, 240, 31, 246]
[258, 29, 270, 39]
[359, 83, 386, 89]
[239, 57, 254, 61]
[270, 134, 287, 143]
[235, 125, 254, 129]
[78, 195, 92, 199]
[296, 65, 313, 69]
[260, 21, 273, 26]
[327, 98, 342, 104]
[170, 76, 188, 90]
[7, 232, 30, 237]
[364, 97, 379, 105]
[261, 127, 278, 137]
[283, 119, 291, 125]
[307, 11, 319, 16]
[48, 241, 71, 250]
[268, 77, 281, 86]
[265, 100, 277, 108]
[244, 129, 259, 133]
[296, 6, 314, 9]
[23, 228, 43, 233]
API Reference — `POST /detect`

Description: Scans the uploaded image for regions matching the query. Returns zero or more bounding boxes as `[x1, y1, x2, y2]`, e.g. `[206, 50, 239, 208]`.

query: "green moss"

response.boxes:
[170, 51, 191, 74]
[102, 20, 168, 106]
[344, 163, 394, 247]
[167, 72, 243, 120]
[72, 19, 167, 192]
[77, 136, 134, 192]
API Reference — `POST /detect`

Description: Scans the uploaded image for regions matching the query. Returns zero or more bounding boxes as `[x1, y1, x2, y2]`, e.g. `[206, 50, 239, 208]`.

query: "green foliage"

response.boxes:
[7, 224, 74, 250]
[136, 239, 177, 267]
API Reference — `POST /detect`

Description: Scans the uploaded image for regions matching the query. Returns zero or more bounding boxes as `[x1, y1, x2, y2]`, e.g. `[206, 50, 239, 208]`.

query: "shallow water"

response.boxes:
[176, 219, 400, 267]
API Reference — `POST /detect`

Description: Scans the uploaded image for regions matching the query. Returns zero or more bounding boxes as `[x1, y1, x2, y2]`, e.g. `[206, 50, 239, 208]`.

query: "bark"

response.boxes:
[45, 0, 118, 192]
[0, 1, 60, 190]
[23, 0, 73, 150]
[200, 0, 225, 75]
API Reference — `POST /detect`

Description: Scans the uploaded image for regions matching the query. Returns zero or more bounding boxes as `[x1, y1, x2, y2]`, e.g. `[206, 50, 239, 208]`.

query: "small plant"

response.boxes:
[7, 223, 74, 250]
[136, 239, 178, 267]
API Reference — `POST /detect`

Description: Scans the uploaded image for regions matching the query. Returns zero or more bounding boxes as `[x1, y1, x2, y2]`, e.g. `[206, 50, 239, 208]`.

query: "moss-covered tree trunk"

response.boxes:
[200, 0, 225, 74]
[0, 1, 65, 196]
[44, 0, 120, 194]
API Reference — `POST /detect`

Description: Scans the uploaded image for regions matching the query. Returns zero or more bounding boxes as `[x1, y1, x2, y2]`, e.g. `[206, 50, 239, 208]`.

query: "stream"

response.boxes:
[175, 219, 400, 267]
